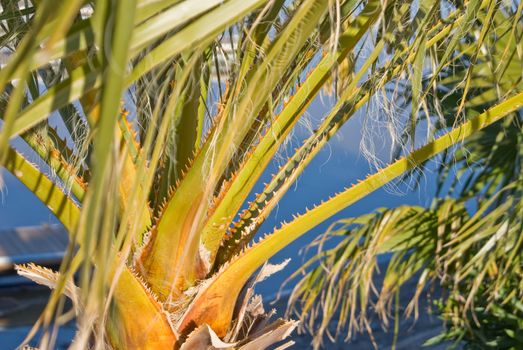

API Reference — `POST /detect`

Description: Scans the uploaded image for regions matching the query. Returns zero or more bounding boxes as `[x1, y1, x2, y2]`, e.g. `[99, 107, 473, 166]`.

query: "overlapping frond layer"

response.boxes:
[176, 92, 523, 339]
[2, 0, 521, 349]
[138, 0, 333, 301]
[201, 0, 383, 260]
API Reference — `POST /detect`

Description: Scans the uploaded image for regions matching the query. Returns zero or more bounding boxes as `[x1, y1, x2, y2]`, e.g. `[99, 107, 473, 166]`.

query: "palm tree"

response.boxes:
[0, 0, 521, 349]
[287, 3, 523, 348]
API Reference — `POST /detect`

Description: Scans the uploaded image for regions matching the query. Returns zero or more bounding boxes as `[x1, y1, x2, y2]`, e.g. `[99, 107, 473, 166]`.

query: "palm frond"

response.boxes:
[1, 0, 522, 348]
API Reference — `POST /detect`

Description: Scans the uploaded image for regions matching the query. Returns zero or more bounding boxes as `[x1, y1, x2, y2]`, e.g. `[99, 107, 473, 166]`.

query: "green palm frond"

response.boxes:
[0, 0, 522, 349]
[287, 3, 523, 347]
[288, 181, 522, 348]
